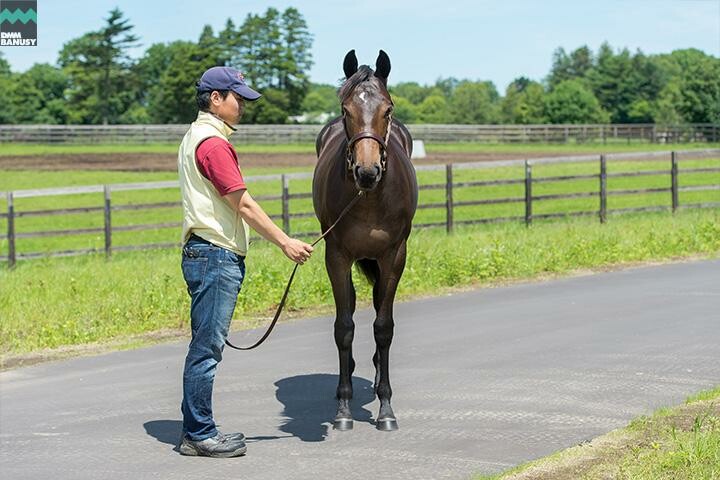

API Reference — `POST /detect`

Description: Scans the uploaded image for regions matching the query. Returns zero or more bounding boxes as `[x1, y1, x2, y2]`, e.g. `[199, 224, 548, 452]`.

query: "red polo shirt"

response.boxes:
[195, 137, 247, 196]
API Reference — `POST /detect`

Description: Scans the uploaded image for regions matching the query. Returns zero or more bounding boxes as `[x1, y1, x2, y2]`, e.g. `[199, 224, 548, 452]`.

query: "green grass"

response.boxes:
[1, 209, 719, 356]
[1, 141, 717, 156]
[475, 386, 720, 480]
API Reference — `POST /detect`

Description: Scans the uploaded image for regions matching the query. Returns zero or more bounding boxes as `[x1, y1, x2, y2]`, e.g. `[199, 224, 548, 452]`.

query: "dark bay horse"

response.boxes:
[312, 50, 418, 431]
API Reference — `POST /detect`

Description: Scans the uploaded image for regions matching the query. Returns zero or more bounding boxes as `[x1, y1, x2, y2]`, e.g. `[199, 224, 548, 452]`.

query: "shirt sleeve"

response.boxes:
[195, 137, 247, 196]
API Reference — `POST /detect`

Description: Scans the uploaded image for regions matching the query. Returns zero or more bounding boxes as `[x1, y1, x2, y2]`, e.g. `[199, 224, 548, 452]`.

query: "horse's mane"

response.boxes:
[338, 65, 384, 102]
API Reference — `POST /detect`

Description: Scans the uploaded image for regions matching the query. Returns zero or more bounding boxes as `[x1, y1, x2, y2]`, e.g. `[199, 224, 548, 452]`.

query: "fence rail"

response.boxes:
[1, 149, 719, 267]
[0, 123, 718, 144]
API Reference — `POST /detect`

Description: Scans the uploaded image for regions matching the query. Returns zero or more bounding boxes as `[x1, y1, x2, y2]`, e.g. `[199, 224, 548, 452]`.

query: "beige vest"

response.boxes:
[178, 111, 250, 256]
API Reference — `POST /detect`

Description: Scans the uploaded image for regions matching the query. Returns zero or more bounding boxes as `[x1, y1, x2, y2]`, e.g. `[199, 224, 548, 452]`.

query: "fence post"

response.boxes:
[7, 192, 15, 269]
[600, 155, 607, 224]
[671, 151, 679, 213]
[446, 163, 454, 233]
[281, 174, 290, 234]
[524, 161, 532, 226]
[103, 185, 112, 258]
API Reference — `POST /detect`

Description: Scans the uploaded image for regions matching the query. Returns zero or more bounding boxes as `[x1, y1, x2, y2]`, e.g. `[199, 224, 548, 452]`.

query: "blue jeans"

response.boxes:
[181, 234, 246, 441]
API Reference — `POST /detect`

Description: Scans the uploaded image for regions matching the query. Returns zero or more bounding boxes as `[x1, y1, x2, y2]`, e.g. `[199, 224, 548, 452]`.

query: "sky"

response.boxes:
[1, 0, 719, 92]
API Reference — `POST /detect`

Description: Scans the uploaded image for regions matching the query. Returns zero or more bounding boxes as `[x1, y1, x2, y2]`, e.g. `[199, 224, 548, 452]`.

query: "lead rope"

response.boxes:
[225, 190, 364, 350]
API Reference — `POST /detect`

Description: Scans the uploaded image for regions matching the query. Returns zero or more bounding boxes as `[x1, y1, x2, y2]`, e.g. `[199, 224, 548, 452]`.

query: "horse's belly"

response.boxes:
[339, 224, 403, 258]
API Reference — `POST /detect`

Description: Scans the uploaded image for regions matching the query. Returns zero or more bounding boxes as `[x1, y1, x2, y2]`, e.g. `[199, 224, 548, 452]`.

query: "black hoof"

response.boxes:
[333, 418, 354, 430]
[376, 418, 398, 431]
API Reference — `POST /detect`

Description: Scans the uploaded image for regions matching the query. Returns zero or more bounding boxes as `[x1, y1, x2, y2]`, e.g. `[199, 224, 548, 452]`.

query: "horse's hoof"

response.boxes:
[376, 418, 398, 431]
[333, 418, 354, 430]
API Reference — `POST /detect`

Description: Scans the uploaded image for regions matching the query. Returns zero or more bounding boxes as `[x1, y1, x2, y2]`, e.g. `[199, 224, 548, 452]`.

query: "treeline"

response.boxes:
[0, 7, 718, 125]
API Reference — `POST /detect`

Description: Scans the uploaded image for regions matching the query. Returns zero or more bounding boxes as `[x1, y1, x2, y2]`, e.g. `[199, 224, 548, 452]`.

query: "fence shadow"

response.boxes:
[274, 373, 375, 442]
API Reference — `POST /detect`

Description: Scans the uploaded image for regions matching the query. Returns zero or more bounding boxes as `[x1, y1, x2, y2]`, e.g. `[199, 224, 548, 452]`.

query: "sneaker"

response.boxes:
[179, 432, 247, 458]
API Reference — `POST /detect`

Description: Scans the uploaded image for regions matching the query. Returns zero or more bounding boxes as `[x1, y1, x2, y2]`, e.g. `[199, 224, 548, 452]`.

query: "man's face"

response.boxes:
[210, 91, 245, 125]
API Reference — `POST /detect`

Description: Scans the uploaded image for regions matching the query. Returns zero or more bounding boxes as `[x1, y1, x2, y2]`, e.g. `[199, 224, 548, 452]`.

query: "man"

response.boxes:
[177, 66, 313, 458]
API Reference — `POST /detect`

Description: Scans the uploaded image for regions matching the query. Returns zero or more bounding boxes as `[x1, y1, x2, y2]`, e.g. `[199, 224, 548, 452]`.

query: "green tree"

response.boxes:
[147, 41, 218, 123]
[501, 77, 547, 124]
[449, 80, 500, 124]
[544, 79, 609, 124]
[391, 95, 418, 124]
[58, 8, 139, 124]
[390, 82, 432, 104]
[227, 7, 313, 120]
[658, 49, 720, 123]
[416, 95, 450, 123]
[0, 52, 10, 76]
[242, 88, 290, 124]
[10, 64, 69, 124]
[301, 83, 339, 117]
[548, 46, 593, 88]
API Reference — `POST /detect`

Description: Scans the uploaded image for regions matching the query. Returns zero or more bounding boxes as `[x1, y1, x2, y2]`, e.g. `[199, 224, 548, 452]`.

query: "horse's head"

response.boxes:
[339, 50, 394, 192]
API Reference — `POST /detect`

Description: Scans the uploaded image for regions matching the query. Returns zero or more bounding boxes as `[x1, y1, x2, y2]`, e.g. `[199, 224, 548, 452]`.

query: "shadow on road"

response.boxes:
[274, 373, 375, 442]
[144, 420, 182, 451]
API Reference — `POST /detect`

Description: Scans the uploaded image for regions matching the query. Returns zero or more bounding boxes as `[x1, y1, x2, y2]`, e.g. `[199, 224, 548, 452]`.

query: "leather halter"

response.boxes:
[345, 131, 389, 172]
[343, 105, 393, 173]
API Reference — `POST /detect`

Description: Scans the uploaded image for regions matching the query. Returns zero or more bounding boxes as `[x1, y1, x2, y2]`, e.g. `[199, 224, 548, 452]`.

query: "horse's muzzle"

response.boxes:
[353, 164, 382, 191]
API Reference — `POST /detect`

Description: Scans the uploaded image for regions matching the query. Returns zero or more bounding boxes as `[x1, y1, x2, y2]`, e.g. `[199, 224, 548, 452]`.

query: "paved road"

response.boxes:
[1, 260, 719, 480]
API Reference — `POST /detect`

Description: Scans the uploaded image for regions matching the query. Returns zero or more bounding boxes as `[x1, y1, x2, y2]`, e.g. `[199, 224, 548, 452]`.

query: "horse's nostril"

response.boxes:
[375, 165, 381, 175]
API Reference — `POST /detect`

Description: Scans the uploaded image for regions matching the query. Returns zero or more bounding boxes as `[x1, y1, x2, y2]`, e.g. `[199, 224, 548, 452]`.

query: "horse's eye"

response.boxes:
[384, 108, 393, 118]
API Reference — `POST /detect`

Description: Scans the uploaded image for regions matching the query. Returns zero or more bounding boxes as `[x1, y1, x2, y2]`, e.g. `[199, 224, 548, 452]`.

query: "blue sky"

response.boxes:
[1, 0, 718, 92]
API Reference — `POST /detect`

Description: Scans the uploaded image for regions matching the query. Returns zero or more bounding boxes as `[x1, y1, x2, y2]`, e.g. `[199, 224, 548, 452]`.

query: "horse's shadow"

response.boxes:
[274, 373, 375, 442]
[143, 374, 374, 447]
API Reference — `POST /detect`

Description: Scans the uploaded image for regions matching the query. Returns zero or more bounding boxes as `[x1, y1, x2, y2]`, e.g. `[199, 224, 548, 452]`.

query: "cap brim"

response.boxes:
[232, 85, 262, 101]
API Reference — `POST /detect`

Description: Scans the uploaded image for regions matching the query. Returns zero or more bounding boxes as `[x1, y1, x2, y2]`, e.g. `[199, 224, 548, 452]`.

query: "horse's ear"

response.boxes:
[343, 50, 358, 79]
[375, 50, 391, 80]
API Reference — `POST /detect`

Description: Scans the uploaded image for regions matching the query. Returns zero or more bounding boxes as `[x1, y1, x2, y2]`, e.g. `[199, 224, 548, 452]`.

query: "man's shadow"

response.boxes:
[274, 373, 375, 442]
[144, 374, 375, 446]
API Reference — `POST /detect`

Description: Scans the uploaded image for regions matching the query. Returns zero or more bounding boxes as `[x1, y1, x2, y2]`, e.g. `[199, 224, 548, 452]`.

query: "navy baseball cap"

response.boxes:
[197, 66, 262, 101]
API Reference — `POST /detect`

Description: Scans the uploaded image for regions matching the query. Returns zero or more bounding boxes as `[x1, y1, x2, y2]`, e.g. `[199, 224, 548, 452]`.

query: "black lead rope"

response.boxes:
[225, 191, 364, 351]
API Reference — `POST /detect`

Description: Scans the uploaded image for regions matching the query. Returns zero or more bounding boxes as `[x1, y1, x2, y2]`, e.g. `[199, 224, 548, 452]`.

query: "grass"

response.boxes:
[1, 141, 718, 156]
[1, 208, 719, 358]
[474, 386, 720, 480]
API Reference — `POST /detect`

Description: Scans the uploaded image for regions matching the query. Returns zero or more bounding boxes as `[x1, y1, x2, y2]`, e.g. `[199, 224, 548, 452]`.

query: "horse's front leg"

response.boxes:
[325, 244, 356, 430]
[372, 241, 407, 431]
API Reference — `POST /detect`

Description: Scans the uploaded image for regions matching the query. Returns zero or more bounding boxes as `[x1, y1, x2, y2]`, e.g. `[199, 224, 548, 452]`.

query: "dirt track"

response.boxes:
[0, 151, 585, 171]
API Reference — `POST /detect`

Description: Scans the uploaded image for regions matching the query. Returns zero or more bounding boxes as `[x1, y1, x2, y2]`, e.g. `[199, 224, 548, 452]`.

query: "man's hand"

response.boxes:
[281, 238, 314, 264]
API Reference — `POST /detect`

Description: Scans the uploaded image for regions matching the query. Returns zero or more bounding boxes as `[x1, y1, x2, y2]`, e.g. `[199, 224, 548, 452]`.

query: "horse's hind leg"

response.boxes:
[326, 246, 356, 430]
[373, 242, 407, 431]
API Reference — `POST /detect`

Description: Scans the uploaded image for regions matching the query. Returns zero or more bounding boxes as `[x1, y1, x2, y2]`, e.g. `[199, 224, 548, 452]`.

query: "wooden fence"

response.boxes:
[1, 149, 719, 268]
[0, 123, 718, 144]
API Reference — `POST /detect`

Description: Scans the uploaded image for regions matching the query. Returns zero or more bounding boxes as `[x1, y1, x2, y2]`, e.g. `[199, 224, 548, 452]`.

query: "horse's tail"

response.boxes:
[355, 258, 379, 285]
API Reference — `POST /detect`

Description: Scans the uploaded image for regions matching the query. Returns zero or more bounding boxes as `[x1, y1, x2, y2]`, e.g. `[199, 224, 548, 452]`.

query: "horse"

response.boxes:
[312, 50, 418, 431]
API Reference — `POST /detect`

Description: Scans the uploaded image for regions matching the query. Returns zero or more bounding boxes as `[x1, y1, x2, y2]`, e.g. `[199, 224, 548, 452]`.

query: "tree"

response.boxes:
[448, 81, 500, 124]
[548, 46, 593, 88]
[391, 96, 418, 124]
[416, 95, 450, 123]
[301, 83, 339, 117]
[544, 79, 609, 124]
[147, 41, 218, 123]
[501, 77, 547, 124]
[0, 52, 10, 76]
[10, 64, 69, 124]
[58, 8, 139, 124]
[227, 7, 314, 120]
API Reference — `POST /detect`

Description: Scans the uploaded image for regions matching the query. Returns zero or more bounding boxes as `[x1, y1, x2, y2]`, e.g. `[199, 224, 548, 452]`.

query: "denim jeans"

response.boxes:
[181, 234, 245, 441]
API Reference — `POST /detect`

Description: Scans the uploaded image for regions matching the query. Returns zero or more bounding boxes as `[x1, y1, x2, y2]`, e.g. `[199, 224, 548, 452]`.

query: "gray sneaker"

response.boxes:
[179, 432, 247, 458]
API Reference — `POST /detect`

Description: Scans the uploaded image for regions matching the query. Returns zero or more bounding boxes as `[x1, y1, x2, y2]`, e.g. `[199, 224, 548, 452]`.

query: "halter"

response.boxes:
[343, 109, 393, 173]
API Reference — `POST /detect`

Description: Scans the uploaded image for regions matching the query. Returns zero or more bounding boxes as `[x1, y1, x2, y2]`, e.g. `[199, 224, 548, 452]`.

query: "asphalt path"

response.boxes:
[1, 259, 719, 479]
